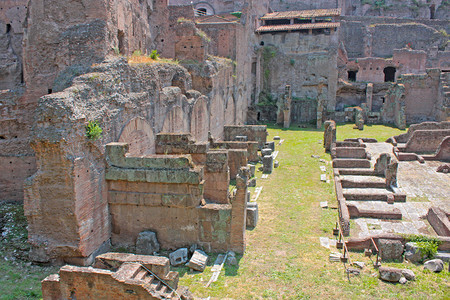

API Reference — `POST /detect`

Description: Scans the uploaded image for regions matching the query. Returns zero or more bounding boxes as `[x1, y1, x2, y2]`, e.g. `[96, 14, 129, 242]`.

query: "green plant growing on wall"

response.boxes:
[150, 50, 159, 60]
[85, 121, 103, 140]
[403, 234, 442, 261]
[113, 46, 120, 56]
[290, 59, 295, 66]
[230, 11, 242, 18]
[196, 29, 211, 43]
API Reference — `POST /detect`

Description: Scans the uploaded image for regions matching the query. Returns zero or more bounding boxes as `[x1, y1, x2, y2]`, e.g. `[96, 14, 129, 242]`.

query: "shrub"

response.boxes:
[85, 121, 103, 140]
[150, 50, 160, 60]
[404, 234, 442, 260]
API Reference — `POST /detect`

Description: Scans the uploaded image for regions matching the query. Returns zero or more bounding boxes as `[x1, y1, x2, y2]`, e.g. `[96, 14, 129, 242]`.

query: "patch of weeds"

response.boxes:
[403, 234, 442, 260]
[196, 29, 211, 43]
[85, 120, 103, 140]
[149, 50, 159, 60]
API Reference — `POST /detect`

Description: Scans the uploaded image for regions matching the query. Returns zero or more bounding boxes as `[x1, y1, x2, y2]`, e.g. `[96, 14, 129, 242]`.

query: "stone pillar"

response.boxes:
[230, 167, 248, 253]
[366, 83, 374, 112]
[323, 120, 336, 152]
[283, 85, 292, 129]
[263, 155, 273, 174]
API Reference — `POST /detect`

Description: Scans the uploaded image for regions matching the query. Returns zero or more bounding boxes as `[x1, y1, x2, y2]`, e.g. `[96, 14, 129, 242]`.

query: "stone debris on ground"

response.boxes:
[401, 269, 416, 281]
[261, 174, 269, 179]
[273, 136, 281, 140]
[186, 249, 208, 272]
[226, 251, 237, 266]
[274, 160, 279, 168]
[248, 178, 257, 187]
[320, 174, 327, 182]
[353, 261, 365, 269]
[346, 268, 360, 276]
[135, 230, 160, 255]
[311, 155, 320, 159]
[319, 159, 328, 164]
[278, 139, 285, 145]
[320, 201, 328, 208]
[405, 242, 427, 263]
[320, 166, 327, 172]
[329, 252, 343, 262]
[320, 237, 330, 249]
[379, 267, 403, 282]
[252, 187, 263, 201]
[169, 248, 188, 266]
[424, 259, 444, 273]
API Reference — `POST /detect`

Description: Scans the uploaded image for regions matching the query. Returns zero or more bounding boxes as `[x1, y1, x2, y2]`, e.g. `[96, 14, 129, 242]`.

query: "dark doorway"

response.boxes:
[6, 24, 11, 34]
[117, 30, 125, 55]
[384, 67, 396, 82]
[430, 4, 436, 19]
[348, 70, 357, 82]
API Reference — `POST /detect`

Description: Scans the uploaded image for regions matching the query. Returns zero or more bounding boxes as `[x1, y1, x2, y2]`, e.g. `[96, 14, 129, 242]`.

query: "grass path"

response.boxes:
[179, 124, 449, 299]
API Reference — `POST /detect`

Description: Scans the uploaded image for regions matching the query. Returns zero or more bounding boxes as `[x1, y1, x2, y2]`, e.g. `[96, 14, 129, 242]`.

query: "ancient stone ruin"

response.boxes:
[0, 0, 449, 298]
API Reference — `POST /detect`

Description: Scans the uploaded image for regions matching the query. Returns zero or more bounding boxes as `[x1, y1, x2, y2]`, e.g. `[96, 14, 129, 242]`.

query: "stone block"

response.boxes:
[405, 242, 426, 263]
[263, 155, 273, 174]
[274, 161, 279, 168]
[378, 239, 404, 261]
[402, 269, 416, 281]
[186, 250, 208, 272]
[169, 248, 188, 266]
[265, 141, 275, 151]
[246, 202, 258, 229]
[273, 136, 281, 140]
[248, 164, 256, 177]
[261, 148, 273, 156]
[424, 259, 444, 272]
[379, 267, 403, 282]
[235, 136, 248, 142]
[136, 231, 160, 255]
[248, 178, 256, 187]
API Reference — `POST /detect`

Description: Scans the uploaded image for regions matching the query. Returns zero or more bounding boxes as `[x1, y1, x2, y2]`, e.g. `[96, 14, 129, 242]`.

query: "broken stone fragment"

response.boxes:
[274, 160, 279, 168]
[136, 230, 160, 255]
[424, 259, 444, 273]
[273, 136, 281, 140]
[405, 242, 426, 263]
[401, 269, 415, 281]
[378, 239, 404, 262]
[263, 155, 273, 174]
[248, 164, 256, 177]
[352, 261, 365, 269]
[246, 202, 258, 229]
[261, 148, 273, 156]
[248, 178, 256, 187]
[329, 252, 343, 262]
[399, 276, 408, 284]
[379, 267, 403, 282]
[265, 141, 275, 151]
[227, 256, 238, 266]
[169, 248, 188, 266]
[186, 250, 208, 272]
[346, 268, 360, 276]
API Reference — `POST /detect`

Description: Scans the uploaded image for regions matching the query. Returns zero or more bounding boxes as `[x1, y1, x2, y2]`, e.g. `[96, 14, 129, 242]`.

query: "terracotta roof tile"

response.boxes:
[261, 9, 341, 20]
[256, 22, 340, 33]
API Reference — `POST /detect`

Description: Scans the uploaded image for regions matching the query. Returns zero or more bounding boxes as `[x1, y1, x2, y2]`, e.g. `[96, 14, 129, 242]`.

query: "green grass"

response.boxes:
[175, 123, 449, 299]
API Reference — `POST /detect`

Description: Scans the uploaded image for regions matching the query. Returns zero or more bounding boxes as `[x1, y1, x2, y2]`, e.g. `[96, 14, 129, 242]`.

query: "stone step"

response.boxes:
[332, 158, 371, 169]
[435, 251, 450, 262]
[334, 147, 367, 159]
[343, 188, 406, 202]
[340, 175, 386, 188]
[133, 269, 148, 281]
[338, 168, 375, 176]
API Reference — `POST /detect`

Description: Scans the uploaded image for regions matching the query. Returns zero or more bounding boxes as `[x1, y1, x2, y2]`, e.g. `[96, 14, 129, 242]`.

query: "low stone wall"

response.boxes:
[213, 141, 259, 162]
[223, 125, 267, 149]
[402, 129, 450, 154]
[390, 121, 450, 144]
[334, 171, 350, 236]
[106, 143, 248, 253]
[427, 207, 450, 237]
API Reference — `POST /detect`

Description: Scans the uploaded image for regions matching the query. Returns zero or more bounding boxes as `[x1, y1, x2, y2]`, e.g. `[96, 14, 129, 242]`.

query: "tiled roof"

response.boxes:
[261, 9, 341, 20]
[256, 22, 340, 33]
[195, 14, 239, 24]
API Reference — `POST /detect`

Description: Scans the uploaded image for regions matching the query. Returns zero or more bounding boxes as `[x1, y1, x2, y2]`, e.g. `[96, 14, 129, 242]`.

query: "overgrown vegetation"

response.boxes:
[403, 234, 442, 260]
[85, 120, 103, 140]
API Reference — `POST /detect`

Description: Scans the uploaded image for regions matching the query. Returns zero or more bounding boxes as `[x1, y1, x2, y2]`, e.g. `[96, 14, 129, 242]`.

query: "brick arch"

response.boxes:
[118, 117, 155, 155]
[191, 96, 209, 142]
[225, 95, 235, 125]
[162, 106, 188, 133]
